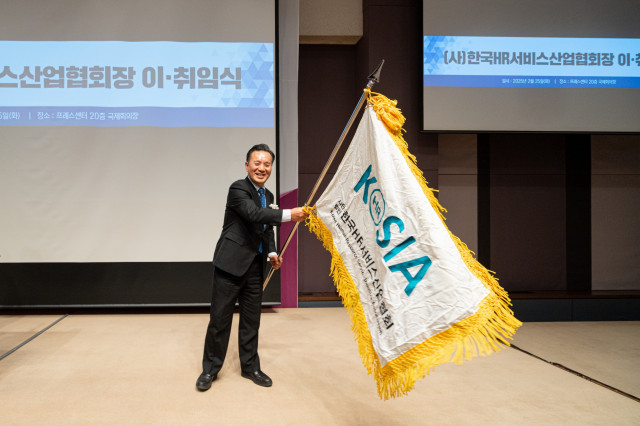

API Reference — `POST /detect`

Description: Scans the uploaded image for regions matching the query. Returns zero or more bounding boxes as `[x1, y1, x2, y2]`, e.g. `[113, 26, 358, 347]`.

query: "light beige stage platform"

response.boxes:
[1, 308, 639, 425]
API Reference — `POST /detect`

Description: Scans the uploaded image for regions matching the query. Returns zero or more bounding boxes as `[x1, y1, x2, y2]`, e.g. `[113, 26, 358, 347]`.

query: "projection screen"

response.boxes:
[422, 0, 640, 132]
[0, 0, 277, 264]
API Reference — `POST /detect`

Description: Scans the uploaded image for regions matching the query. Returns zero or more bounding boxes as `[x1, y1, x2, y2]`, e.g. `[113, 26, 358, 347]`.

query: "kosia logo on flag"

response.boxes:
[315, 105, 492, 358]
[354, 164, 432, 297]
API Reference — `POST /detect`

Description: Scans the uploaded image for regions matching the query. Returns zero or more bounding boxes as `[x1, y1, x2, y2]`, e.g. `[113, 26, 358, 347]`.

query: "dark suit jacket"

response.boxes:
[212, 177, 282, 277]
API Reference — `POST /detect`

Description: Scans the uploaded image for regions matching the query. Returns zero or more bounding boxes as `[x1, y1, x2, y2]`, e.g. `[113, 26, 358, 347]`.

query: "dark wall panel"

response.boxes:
[490, 174, 567, 291]
[298, 45, 359, 176]
[1, 263, 211, 307]
[489, 135, 567, 291]
[490, 134, 567, 175]
[298, 45, 358, 293]
[0, 262, 283, 308]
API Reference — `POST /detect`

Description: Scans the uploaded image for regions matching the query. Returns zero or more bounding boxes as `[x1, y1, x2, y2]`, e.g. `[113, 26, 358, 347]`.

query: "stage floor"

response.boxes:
[1, 308, 639, 425]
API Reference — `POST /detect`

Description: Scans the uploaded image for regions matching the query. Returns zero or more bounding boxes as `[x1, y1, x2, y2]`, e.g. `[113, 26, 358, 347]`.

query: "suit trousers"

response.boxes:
[202, 254, 264, 375]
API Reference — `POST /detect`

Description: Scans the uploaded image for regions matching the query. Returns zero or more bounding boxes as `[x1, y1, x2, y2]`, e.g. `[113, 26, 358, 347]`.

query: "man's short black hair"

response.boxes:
[246, 144, 275, 163]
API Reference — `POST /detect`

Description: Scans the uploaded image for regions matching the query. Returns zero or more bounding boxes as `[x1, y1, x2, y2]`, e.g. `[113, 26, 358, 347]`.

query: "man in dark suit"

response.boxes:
[196, 144, 307, 391]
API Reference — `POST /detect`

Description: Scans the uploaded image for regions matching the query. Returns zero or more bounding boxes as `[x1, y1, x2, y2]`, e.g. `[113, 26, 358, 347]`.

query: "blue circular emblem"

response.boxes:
[369, 189, 385, 226]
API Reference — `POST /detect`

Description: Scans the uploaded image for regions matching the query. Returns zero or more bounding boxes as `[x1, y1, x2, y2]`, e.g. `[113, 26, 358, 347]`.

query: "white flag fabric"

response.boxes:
[306, 90, 521, 399]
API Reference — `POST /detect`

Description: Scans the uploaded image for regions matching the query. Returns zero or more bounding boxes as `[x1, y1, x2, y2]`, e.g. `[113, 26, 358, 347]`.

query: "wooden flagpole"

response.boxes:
[263, 60, 384, 290]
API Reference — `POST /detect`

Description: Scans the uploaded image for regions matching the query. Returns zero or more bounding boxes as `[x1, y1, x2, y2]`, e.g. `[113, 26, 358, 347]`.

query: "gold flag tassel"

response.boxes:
[305, 89, 522, 399]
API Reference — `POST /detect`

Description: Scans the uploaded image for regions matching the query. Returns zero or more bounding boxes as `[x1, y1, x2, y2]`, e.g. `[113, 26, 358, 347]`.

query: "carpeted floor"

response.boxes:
[1, 308, 639, 425]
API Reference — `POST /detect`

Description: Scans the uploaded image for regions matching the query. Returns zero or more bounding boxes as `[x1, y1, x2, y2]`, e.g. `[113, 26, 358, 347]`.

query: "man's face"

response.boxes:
[245, 150, 273, 188]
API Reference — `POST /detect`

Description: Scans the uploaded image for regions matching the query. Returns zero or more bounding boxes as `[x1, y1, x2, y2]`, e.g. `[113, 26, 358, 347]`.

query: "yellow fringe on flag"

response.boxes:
[305, 89, 522, 400]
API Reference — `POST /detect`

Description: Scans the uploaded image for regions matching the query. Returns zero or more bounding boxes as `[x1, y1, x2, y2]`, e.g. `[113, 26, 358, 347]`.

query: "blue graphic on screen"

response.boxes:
[424, 36, 640, 89]
[0, 41, 274, 127]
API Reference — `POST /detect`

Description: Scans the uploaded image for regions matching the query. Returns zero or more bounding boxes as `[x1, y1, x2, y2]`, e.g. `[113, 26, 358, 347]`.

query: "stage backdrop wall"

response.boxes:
[297, 0, 640, 302]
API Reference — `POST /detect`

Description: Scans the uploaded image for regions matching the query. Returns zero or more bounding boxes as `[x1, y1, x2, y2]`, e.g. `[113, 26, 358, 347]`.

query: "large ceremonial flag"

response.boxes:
[306, 90, 522, 399]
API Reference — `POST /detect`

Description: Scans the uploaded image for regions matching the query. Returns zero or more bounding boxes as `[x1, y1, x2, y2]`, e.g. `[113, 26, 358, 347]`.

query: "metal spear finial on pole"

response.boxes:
[263, 60, 385, 291]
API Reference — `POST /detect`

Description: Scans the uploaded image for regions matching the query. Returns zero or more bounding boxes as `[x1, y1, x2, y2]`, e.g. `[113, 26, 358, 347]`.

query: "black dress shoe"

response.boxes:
[196, 372, 217, 391]
[241, 370, 272, 387]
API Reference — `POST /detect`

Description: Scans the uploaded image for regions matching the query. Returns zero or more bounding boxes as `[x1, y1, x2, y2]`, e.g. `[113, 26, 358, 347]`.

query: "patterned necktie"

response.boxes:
[258, 187, 266, 253]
